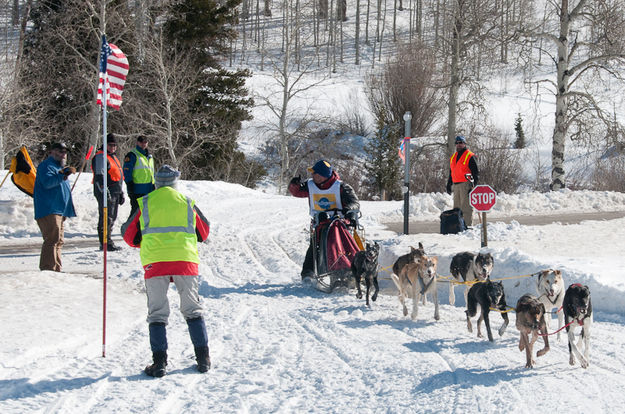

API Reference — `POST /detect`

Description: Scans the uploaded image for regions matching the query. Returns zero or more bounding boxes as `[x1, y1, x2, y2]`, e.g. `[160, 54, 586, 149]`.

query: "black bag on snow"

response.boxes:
[440, 208, 467, 234]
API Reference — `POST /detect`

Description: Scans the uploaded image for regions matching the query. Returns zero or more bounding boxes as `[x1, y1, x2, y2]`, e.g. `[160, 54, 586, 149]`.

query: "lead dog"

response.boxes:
[351, 242, 380, 307]
[465, 279, 509, 342]
[563, 283, 592, 368]
[515, 294, 550, 368]
[536, 269, 565, 341]
[391, 255, 439, 321]
[392, 243, 425, 278]
[449, 251, 494, 305]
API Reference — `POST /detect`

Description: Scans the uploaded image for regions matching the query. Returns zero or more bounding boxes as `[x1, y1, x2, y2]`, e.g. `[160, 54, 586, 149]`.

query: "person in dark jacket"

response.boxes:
[33, 142, 77, 271]
[288, 159, 360, 280]
[122, 165, 211, 377]
[446, 135, 479, 227]
[91, 133, 125, 251]
[123, 135, 155, 220]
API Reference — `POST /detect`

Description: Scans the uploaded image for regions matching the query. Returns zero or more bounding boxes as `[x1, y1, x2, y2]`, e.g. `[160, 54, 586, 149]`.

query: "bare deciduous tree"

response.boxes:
[522, 0, 625, 190]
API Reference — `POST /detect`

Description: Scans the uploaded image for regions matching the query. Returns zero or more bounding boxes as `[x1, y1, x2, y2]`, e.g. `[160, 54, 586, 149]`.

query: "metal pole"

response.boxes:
[403, 112, 412, 235]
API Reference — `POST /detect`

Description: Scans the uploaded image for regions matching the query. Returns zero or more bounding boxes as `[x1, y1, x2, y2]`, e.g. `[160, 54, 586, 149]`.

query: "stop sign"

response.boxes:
[469, 185, 497, 212]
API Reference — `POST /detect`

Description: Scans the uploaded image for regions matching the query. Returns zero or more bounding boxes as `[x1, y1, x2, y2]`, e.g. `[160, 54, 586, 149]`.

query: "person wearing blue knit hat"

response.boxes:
[288, 159, 360, 280]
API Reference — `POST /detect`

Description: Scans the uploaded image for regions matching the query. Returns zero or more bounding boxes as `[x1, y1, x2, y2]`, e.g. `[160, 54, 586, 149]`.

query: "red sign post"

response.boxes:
[469, 185, 497, 247]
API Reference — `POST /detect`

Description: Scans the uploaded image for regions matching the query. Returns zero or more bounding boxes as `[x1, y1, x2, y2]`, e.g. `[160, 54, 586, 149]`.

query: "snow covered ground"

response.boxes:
[1, 172, 625, 413]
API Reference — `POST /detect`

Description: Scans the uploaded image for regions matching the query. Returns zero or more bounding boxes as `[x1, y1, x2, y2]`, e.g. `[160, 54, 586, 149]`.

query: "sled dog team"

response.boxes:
[353, 241, 592, 370]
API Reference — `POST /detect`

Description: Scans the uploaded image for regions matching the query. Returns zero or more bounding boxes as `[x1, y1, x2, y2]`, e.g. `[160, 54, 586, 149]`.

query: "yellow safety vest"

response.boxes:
[132, 148, 155, 185]
[138, 187, 198, 266]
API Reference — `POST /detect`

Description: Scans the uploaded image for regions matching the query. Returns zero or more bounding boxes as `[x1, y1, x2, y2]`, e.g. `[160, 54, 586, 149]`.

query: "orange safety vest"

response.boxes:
[92, 151, 123, 182]
[450, 150, 474, 183]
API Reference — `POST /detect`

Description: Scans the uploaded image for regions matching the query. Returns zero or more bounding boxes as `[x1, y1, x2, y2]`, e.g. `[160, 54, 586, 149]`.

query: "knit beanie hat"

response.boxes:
[155, 164, 180, 188]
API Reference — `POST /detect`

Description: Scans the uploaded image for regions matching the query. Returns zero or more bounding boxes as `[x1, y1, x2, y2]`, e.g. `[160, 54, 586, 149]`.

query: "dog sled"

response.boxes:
[309, 209, 364, 293]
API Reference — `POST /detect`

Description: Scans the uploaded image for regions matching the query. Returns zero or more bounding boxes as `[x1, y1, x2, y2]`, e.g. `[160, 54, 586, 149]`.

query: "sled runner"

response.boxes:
[309, 209, 364, 293]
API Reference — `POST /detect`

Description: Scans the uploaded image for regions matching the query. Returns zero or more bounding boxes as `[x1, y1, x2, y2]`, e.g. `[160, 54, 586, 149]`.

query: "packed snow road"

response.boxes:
[2, 181, 625, 412]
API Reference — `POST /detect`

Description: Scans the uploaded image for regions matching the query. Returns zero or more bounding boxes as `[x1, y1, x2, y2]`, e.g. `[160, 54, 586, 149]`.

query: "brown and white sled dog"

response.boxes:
[563, 283, 592, 369]
[536, 269, 565, 341]
[392, 243, 426, 278]
[515, 294, 550, 368]
[449, 252, 494, 305]
[391, 255, 439, 321]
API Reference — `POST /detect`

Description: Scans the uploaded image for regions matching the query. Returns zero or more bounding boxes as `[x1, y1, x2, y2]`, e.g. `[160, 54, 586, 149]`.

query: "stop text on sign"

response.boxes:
[471, 192, 495, 204]
[469, 185, 497, 212]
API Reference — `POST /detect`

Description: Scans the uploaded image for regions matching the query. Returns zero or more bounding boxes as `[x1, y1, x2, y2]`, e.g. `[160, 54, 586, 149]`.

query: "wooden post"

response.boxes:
[481, 212, 488, 247]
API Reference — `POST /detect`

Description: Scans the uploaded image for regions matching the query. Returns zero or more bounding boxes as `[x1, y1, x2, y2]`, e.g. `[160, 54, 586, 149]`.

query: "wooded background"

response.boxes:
[1, 0, 625, 197]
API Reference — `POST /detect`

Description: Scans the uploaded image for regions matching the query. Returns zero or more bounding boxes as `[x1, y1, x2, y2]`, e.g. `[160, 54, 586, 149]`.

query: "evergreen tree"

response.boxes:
[9, 0, 264, 186]
[158, 0, 263, 185]
[9, 0, 131, 161]
[514, 113, 526, 149]
[364, 107, 402, 200]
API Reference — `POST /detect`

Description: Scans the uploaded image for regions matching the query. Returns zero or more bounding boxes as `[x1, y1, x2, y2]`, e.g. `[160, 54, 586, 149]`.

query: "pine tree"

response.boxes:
[159, 0, 262, 185]
[364, 107, 402, 200]
[514, 113, 526, 149]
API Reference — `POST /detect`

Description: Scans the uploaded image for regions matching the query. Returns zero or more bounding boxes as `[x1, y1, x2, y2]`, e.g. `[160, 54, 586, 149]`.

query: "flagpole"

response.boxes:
[101, 34, 109, 359]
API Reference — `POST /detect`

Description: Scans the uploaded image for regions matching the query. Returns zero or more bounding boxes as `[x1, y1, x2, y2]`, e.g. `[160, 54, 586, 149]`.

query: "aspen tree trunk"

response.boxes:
[355, 0, 360, 64]
[551, 0, 572, 190]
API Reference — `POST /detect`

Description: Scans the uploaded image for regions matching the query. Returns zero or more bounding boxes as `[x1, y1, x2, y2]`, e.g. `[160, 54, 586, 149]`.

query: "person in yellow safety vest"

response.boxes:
[122, 165, 211, 378]
[91, 133, 125, 251]
[123, 135, 155, 220]
[446, 135, 480, 227]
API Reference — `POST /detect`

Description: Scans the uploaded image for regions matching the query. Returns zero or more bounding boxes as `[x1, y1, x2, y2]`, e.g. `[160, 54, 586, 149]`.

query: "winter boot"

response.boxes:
[144, 350, 167, 377]
[194, 346, 211, 373]
[187, 317, 209, 372]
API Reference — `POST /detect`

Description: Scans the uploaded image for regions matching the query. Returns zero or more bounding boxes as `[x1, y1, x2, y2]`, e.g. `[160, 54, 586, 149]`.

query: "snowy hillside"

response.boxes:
[1, 172, 625, 412]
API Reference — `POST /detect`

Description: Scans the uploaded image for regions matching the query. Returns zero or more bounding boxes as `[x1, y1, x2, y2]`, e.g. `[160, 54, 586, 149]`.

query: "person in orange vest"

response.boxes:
[446, 135, 479, 227]
[91, 133, 125, 251]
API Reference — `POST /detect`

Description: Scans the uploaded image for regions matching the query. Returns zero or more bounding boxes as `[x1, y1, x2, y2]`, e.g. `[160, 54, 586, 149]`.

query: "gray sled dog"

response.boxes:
[391, 254, 439, 321]
[449, 251, 494, 305]
[535, 269, 565, 341]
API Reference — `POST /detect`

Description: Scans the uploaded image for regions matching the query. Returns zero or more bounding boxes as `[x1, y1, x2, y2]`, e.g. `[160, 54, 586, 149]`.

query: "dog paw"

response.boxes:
[525, 360, 535, 369]
[569, 356, 576, 366]
[403, 307, 408, 317]
[356, 292, 362, 299]
[434, 314, 440, 321]
[537, 348, 549, 357]
[411, 313, 418, 321]
[372, 293, 378, 302]
[580, 358, 589, 369]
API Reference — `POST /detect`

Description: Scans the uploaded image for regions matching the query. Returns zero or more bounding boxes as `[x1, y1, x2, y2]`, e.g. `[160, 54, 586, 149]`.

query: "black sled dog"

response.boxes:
[563, 283, 592, 368]
[465, 279, 509, 342]
[351, 242, 380, 307]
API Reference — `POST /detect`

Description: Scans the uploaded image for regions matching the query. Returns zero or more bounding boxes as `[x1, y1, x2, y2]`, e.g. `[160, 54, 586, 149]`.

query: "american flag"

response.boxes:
[398, 138, 407, 163]
[96, 36, 129, 110]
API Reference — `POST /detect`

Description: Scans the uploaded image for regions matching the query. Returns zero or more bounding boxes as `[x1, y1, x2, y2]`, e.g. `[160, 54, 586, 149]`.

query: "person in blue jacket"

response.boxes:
[33, 142, 77, 271]
[123, 135, 155, 220]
